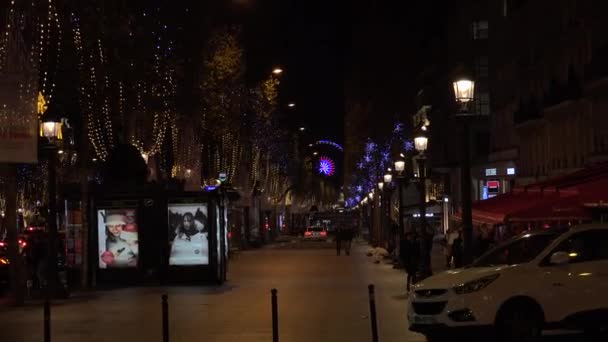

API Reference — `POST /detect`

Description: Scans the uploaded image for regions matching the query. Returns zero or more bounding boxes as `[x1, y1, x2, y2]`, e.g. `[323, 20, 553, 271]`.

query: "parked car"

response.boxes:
[303, 226, 328, 241]
[408, 224, 608, 342]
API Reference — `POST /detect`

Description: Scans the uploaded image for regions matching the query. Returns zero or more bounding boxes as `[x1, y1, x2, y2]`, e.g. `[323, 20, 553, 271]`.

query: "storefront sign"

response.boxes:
[507, 167, 516, 175]
[485, 168, 497, 176]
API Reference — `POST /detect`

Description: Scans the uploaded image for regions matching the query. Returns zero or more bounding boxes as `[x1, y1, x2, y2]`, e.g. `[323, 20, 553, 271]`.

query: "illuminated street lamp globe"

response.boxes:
[414, 130, 429, 153]
[394, 159, 405, 175]
[378, 182, 384, 190]
[453, 79, 475, 103]
[383, 172, 393, 184]
[40, 104, 63, 144]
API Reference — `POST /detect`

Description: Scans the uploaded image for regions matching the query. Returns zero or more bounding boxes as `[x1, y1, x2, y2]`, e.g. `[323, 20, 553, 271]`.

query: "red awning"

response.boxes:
[507, 195, 590, 222]
[452, 161, 608, 224]
[453, 189, 565, 224]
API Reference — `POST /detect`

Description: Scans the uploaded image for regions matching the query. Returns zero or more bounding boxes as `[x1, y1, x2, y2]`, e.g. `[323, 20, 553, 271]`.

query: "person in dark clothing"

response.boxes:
[400, 232, 420, 292]
[335, 225, 343, 256]
[343, 227, 353, 255]
[452, 230, 464, 268]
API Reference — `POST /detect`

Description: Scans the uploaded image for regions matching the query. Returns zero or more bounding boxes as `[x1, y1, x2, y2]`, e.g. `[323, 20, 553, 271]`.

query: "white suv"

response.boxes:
[408, 225, 608, 342]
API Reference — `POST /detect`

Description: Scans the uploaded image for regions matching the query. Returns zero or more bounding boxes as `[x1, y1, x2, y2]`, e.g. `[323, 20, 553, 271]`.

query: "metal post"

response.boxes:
[368, 284, 378, 342]
[418, 157, 430, 277]
[271, 288, 278, 342]
[398, 178, 404, 237]
[43, 299, 51, 342]
[461, 120, 473, 265]
[218, 194, 227, 282]
[162, 294, 169, 342]
[47, 148, 58, 299]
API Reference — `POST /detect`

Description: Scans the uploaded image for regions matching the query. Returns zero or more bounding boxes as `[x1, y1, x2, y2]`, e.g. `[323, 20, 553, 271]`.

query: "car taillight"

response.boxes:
[0, 242, 5, 247]
[304, 231, 312, 236]
[320, 231, 327, 236]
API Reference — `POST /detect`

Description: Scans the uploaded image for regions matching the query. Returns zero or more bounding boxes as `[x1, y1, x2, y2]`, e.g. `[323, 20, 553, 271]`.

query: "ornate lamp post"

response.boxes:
[380, 170, 393, 246]
[394, 156, 406, 239]
[40, 104, 63, 299]
[453, 78, 475, 264]
[414, 127, 431, 277]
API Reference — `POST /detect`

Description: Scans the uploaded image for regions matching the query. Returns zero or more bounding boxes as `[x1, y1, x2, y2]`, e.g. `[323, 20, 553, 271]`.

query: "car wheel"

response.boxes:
[496, 300, 543, 342]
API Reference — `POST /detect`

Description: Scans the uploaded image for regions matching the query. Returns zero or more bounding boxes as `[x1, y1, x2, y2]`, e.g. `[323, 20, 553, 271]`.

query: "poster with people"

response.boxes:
[168, 204, 209, 265]
[97, 209, 139, 269]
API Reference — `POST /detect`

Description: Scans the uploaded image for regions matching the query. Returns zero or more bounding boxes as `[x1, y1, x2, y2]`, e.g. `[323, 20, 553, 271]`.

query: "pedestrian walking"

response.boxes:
[445, 227, 459, 268]
[343, 226, 353, 255]
[400, 232, 420, 293]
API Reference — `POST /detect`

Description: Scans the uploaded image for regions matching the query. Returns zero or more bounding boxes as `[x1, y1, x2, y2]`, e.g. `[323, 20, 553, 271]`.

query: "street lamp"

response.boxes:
[288, 102, 296, 108]
[394, 156, 406, 239]
[40, 104, 63, 299]
[414, 129, 429, 154]
[414, 127, 431, 278]
[453, 79, 475, 110]
[377, 182, 384, 190]
[272, 67, 283, 75]
[453, 78, 475, 265]
[383, 171, 393, 184]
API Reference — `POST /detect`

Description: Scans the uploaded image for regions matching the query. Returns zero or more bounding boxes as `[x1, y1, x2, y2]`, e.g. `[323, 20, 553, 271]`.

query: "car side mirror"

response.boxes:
[550, 251, 570, 265]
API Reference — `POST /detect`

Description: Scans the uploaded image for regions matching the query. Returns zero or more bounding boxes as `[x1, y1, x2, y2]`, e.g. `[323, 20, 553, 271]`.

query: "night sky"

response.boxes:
[241, 0, 346, 145]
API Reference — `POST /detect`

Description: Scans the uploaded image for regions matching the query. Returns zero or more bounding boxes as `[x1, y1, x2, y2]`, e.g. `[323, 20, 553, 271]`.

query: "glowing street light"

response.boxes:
[288, 102, 296, 108]
[272, 67, 283, 75]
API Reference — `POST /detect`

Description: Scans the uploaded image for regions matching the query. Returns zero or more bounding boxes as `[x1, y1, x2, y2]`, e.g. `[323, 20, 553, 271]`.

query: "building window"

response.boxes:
[475, 92, 491, 116]
[472, 20, 489, 40]
[475, 55, 489, 78]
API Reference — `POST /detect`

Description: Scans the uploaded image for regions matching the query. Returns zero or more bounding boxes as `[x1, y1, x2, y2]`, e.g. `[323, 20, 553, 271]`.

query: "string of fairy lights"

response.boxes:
[1, 4, 293, 205]
[70, 7, 181, 164]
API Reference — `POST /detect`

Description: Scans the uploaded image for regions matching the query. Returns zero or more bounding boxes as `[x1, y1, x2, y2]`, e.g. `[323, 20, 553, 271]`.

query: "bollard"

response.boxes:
[162, 294, 169, 342]
[271, 288, 279, 342]
[43, 299, 51, 342]
[368, 284, 379, 342]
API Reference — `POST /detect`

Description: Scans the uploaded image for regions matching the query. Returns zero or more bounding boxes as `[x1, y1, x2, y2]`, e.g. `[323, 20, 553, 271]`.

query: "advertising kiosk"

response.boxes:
[92, 187, 230, 286]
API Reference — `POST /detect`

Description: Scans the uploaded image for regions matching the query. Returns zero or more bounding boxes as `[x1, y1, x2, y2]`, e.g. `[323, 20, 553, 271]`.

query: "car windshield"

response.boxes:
[473, 233, 560, 267]
[310, 227, 324, 232]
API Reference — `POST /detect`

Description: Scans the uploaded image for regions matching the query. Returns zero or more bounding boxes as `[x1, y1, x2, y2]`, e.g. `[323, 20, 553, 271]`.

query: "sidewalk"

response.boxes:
[362, 239, 448, 275]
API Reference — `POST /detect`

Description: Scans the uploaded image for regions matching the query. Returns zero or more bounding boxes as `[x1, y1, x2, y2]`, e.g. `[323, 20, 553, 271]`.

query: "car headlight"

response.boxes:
[453, 274, 499, 294]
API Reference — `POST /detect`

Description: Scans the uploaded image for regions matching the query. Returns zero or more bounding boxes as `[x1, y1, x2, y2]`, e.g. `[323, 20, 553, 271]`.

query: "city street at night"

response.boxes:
[0, 240, 425, 342]
[2, 1, 608, 341]
[0, 239, 594, 342]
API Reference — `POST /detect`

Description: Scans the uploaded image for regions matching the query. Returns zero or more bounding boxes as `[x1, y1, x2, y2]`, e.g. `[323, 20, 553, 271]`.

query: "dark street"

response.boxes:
[0, 239, 594, 342]
[0, 240, 426, 342]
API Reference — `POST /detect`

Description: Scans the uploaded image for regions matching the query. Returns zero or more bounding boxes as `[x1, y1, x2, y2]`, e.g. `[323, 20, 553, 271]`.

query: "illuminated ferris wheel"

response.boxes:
[318, 156, 336, 176]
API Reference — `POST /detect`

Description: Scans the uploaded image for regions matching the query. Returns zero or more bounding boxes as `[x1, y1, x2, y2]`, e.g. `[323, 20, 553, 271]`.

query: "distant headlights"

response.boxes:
[453, 274, 500, 294]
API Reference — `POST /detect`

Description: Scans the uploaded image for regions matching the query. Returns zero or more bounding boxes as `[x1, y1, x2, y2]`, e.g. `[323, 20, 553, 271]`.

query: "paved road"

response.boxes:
[0, 239, 423, 342]
[0, 239, 594, 342]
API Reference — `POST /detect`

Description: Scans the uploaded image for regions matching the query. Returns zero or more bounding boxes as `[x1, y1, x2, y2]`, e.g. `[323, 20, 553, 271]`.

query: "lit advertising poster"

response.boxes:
[168, 204, 209, 265]
[97, 209, 139, 269]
